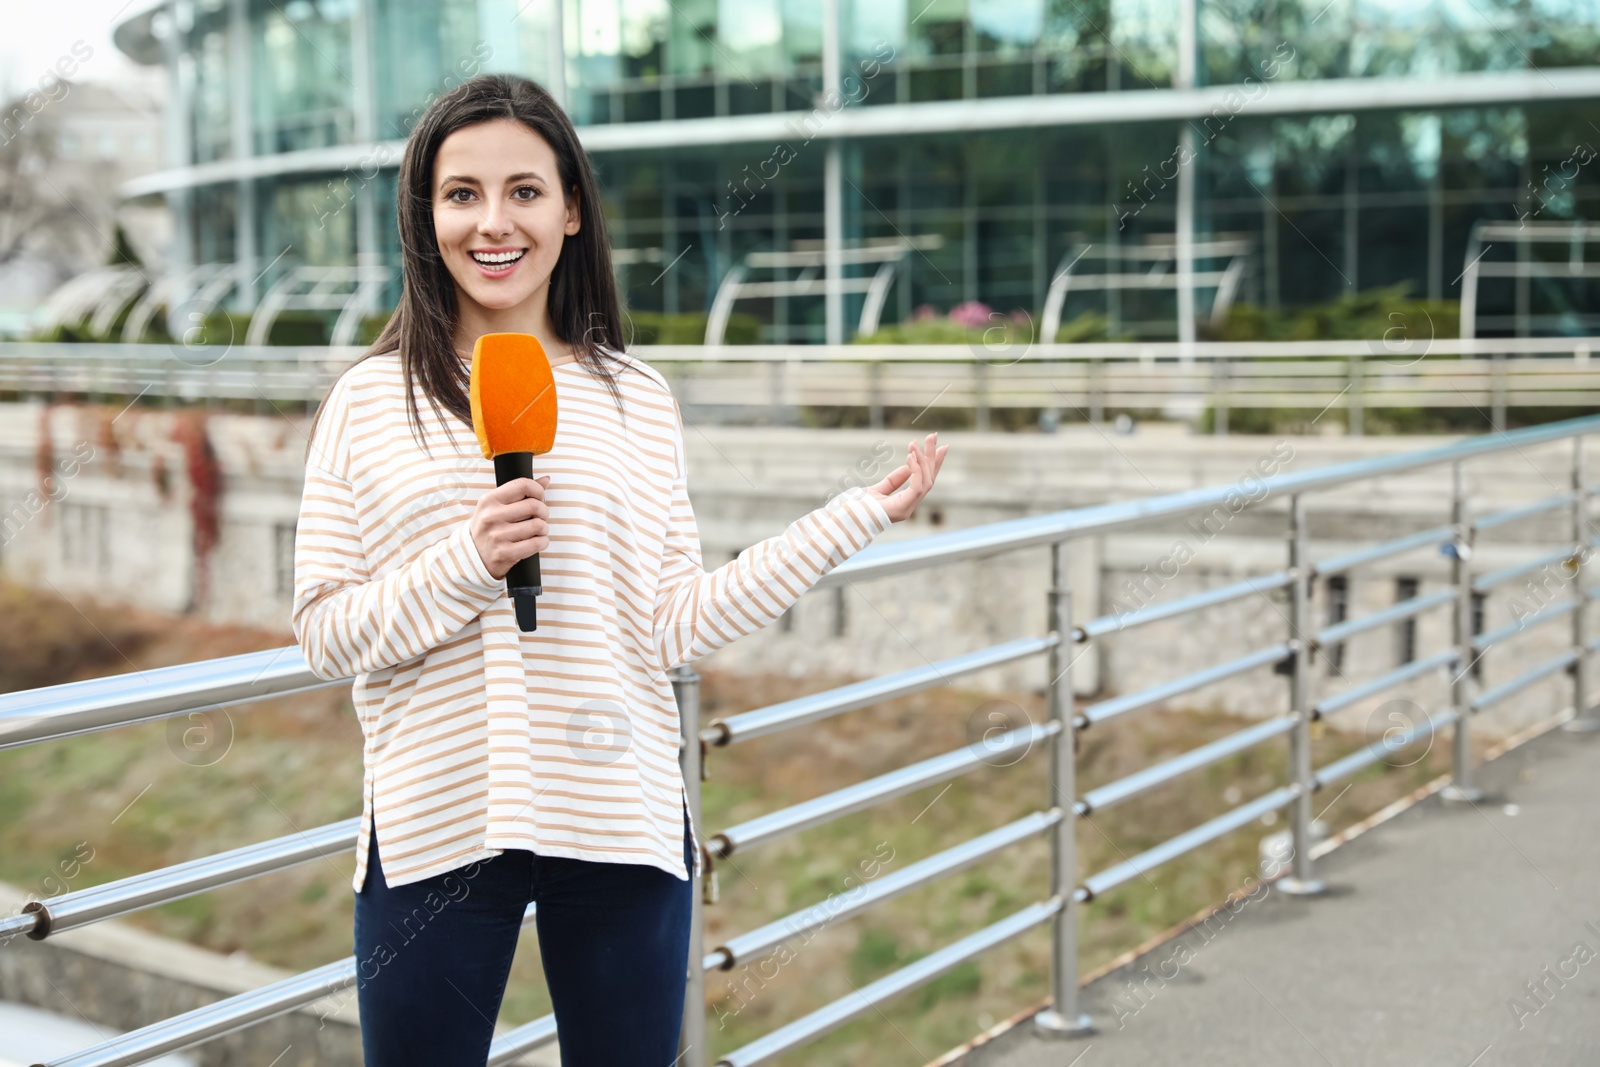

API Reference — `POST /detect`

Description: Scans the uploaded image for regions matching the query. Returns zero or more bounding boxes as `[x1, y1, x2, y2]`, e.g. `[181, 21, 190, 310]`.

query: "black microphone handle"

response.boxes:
[492, 451, 542, 632]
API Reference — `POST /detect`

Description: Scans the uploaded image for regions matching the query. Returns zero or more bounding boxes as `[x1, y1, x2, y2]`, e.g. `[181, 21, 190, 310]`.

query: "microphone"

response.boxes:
[468, 332, 559, 632]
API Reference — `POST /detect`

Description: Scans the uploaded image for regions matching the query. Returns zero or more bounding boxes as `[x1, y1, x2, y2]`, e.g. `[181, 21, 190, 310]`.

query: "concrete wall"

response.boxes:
[2, 400, 1592, 740]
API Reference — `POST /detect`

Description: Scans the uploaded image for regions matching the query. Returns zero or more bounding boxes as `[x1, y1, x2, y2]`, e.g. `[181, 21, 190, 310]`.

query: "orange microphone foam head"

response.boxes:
[469, 333, 559, 459]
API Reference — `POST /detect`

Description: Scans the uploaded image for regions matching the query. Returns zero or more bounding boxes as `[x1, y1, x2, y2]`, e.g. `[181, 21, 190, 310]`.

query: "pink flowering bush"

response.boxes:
[946, 300, 993, 328]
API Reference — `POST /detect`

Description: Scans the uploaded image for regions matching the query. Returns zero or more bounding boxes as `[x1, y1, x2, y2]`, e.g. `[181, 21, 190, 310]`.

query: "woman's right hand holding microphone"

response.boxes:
[470, 475, 550, 581]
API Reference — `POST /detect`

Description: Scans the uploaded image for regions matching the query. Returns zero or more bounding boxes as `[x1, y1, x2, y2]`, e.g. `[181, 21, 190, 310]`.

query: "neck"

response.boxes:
[451, 288, 576, 366]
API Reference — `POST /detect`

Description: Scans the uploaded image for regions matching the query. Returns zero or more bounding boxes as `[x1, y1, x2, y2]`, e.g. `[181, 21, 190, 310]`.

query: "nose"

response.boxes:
[476, 197, 514, 239]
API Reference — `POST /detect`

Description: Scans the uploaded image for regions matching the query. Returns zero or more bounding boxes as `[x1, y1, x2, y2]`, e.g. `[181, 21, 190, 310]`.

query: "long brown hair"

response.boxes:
[308, 74, 634, 457]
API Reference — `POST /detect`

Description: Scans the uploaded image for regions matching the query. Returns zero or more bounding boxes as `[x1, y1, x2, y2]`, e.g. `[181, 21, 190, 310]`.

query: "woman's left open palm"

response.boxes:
[867, 432, 949, 523]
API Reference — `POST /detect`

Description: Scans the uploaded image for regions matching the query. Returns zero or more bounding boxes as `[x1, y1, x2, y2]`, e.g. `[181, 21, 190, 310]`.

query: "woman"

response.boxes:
[291, 73, 947, 1067]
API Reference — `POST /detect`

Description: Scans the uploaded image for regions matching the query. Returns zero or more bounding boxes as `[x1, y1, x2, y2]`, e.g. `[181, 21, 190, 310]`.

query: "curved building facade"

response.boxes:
[115, 0, 1600, 342]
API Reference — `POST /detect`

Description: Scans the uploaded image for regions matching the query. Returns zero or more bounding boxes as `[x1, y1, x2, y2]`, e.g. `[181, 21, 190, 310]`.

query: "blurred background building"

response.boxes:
[0, 70, 168, 336]
[87, 0, 1600, 346]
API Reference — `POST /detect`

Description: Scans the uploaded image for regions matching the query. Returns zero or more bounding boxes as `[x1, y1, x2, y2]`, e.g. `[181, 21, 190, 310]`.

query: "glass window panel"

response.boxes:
[251, 0, 356, 154]
[916, 1, 970, 57]
[781, 0, 826, 66]
[256, 175, 356, 295]
[976, 59, 1035, 96]
[1109, 0, 1177, 87]
[1202, 0, 1600, 83]
[846, 0, 909, 61]
[972, 0, 1046, 54]
[193, 184, 238, 266]
[476, 0, 560, 87]
[668, 0, 719, 78]
[1359, 206, 1429, 291]
[370, 0, 482, 140]
[190, 16, 232, 163]
[720, 0, 785, 77]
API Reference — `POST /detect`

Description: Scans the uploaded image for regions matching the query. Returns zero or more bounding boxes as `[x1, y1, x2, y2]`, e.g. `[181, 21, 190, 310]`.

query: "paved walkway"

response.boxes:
[954, 717, 1600, 1067]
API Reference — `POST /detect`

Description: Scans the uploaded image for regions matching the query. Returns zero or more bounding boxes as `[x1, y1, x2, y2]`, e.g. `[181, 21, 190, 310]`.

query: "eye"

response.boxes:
[512, 185, 540, 201]
[445, 187, 476, 203]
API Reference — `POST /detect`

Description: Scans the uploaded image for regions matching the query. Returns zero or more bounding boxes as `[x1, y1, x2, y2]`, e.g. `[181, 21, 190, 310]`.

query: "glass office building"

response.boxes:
[114, 0, 1600, 343]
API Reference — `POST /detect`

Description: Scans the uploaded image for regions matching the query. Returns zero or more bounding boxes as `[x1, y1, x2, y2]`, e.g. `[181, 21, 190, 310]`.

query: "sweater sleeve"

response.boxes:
[651, 400, 893, 673]
[290, 375, 506, 682]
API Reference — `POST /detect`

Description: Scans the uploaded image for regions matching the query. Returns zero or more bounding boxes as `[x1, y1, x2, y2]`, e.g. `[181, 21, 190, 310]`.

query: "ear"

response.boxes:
[564, 186, 581, 236]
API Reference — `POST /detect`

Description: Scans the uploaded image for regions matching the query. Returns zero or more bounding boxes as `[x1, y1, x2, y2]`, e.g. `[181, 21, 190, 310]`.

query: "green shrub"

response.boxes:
[1207, 282, 1459, 343]
[624, 310, 761, 345]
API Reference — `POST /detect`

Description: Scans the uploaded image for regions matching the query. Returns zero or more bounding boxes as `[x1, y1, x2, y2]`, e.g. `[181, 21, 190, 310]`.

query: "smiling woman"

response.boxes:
[338, 75, 635, 453]
[431, 118, 582, 364]
[289, 72, 945, 1067]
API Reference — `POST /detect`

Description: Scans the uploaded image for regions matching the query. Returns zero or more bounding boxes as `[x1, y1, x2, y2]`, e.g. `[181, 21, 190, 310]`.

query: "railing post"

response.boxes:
[1213, 357, 1229, 436]
[674, 662, 708, 1067]
[1442, 460, 1486, 800]
[1279, 493, 1325, 895]
[1089, 357, 1105, 428]
[1034, 538, 1093, 1037]
[768, 359, 782, 427]
[1491, 351, 1507, 434]
[1563, 434, 1597, 732]
[1347, 354, 1364, 437]
[868, 359, 884, 430]
[974, 359, 990, 432]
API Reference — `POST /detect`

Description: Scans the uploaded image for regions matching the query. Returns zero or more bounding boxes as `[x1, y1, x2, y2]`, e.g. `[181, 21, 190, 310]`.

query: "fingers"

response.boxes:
[908, 433, 946, 486]
[871, 462, 913, 497]
[498, 475, 548, 500]
[480, 476, 550, 544]
[909, 435, 934, 491]
[908, 442, 925, 490]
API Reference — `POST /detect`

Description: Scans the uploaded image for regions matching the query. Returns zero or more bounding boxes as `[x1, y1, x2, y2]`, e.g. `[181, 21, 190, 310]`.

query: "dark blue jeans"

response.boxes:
[353, 806, 695, 1066]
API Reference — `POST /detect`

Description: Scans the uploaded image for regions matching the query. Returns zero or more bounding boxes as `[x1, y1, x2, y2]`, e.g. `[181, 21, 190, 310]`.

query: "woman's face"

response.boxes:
[431, 118, 580, 319]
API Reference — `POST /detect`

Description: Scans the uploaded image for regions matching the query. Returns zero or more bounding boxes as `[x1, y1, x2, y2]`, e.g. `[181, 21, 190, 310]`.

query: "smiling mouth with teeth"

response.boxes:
[470, 249, 526, 266]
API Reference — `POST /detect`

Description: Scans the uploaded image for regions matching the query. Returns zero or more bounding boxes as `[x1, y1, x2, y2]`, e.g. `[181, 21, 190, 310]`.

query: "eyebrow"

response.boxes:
[438, 172, 548, 186]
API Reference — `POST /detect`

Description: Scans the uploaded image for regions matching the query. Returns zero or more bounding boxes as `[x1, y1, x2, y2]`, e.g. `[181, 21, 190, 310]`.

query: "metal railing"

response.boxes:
[2, 415, 1598, 1066]
[3, 338, 1599, 435]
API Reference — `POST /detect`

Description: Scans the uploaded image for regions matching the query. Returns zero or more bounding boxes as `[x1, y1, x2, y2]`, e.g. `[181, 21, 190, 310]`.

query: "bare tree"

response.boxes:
[0, 90, 116, 277]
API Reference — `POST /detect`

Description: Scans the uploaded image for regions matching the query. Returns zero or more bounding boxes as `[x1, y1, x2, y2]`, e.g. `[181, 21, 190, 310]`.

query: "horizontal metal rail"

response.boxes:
[0, 911, 36, 942]
[708, 721, 1059, 858]
[1471, 546, 1579, 594]
[1473, 492, 1576, 531]
[1074, 572, 1292, 642]
[1313, 707, 1462, 788]
[1313, 649, 1459, 719]
[8, 337, 1600, 364]
[1472, 600, 1580, 652]
[714, 897, 1062, 1067]
[1316, 588, 1457, 647]
[705, 810, 1061, 972]
[702, 635, 1057, 746]
[1077, 644, 1292, 728]
[0, 647, 330, 752]
[1078, 785, 1301, 901]
[1472, 649, 1579, 711]
[820, 415, 1600, 589]
[18, 819, 358, 940]
[38, 901, 541, 1067]
[1311, 525, 1456, 578]
[1077, 716, 1299, 815]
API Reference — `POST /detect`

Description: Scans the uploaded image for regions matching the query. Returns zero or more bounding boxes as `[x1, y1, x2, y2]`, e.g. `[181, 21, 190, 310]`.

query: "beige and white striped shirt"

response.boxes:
[291, 348, 893, 891]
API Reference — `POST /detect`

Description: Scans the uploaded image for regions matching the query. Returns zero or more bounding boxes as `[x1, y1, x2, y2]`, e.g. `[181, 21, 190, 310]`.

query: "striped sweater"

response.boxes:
[291, 348, 893, 891]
